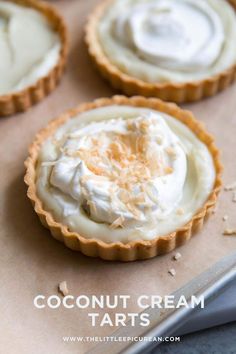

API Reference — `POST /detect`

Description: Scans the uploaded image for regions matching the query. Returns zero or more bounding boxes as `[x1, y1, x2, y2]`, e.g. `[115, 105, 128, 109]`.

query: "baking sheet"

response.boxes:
[1, 1, 236, 353]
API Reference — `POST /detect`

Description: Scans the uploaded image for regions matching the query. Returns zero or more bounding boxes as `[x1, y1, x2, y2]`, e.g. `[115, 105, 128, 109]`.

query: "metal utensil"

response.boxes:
[87, 252, 236, 354]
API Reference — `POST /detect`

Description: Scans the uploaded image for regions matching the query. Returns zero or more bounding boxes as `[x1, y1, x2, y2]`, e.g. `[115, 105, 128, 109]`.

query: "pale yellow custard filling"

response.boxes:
[36, 106, 216, 243]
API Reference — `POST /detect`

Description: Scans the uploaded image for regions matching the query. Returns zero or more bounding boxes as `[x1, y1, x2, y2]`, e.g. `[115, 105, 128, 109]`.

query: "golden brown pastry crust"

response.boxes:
[24, 96, 223, 261]
[85, 0, 236, 103]
[0, 0, 68, 116]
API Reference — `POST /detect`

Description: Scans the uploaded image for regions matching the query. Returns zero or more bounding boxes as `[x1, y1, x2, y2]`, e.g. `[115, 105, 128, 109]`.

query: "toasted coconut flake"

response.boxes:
[86, 162, 104, 175]
[133, 193, 146, 205]
[119, 190, 131, 203]
[223, 228, 236, 236]
[173, 252, 182, 261]
[58, 281, 69, 296]
[126, 203, 142, 219]
[168, 268, 176, 277]
[156, 135, 163, 145]
[164, 166, 173, 174]
[87, 200, 97, 216]
[127, 121, 134, 131]
[165, 146, 177, 159]
[139, 120, 150, 133]
[176, 208, 184, 216]
[110, 215, 125, 229]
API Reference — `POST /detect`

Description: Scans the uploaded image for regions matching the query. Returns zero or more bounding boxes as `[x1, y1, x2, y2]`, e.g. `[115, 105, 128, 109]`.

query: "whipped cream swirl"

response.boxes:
[98, 0, 236, 82]
[114, 0, 224, 71]
[36, 106, 216, 243]
[0, 1, 61, 95]
[49, 114, 186, 226]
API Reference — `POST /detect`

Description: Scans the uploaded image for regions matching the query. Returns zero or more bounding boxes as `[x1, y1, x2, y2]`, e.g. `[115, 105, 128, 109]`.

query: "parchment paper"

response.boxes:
[1, 1, 236, 353]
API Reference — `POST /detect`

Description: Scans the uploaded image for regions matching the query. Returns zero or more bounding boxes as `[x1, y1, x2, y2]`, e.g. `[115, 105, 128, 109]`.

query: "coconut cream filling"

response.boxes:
[36, 106, 216, 243]
[98, 0, 236, 83]
[0, 1, 61, 95]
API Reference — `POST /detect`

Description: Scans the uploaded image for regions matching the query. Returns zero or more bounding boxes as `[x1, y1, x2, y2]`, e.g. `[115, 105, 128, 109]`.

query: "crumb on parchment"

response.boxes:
[58, 281, 69, 296]
[173, 252, 182, 261]
[224, 181, 236, 191]
[223, 228, 236, 236]
[168, 268, 176, 277]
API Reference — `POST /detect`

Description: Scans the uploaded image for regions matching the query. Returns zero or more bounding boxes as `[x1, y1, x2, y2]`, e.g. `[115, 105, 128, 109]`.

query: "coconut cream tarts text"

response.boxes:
[0, 0, 61, 95]
[35, 105, 216, 244]
[97, 0, 236, 83]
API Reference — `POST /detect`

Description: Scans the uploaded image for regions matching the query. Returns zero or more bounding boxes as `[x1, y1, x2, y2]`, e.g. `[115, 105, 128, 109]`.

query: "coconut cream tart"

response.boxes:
[25, 96, 222, 261]
[0, 0, 68, 116]
[85, 0, 236, 103]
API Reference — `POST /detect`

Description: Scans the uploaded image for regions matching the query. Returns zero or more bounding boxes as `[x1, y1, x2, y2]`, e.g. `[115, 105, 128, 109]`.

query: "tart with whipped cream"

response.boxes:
[0, 0, 68, 116]
[85, 0, 236, 103]
[25, 96, 222, 261]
